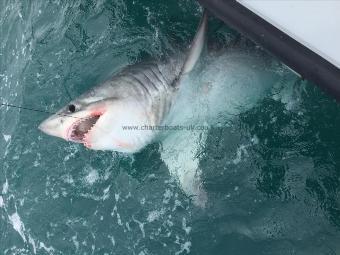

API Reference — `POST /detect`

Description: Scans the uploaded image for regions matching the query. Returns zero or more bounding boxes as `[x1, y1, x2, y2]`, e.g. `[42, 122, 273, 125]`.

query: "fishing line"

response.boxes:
[0, 102, 83, 119]
[0, 102, 113, 135]
[62, 81, 73, 101]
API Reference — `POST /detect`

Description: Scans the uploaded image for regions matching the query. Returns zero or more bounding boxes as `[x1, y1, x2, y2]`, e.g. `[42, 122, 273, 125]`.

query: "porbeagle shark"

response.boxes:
[39, 10, 210, 206]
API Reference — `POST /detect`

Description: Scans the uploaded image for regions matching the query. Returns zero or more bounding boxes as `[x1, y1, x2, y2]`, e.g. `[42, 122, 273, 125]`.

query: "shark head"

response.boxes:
[38, 93, 154, 153]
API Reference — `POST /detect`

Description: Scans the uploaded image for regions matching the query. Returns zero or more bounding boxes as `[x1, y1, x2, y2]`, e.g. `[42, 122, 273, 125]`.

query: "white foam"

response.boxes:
[103, 185, 110, 200]
[39, 242, 55, 253]
[232, 145, 249, 165]
[147, 209, 165, 223]
[182, 218, 191, 235]
[0, 196, 4, 207]
[3, 134, 11, 142]
[133, 217, 145, 238]
[251, 135, 259, 145]
[108, 235, 115, 246]
[116, 212, 123, 226]
[85, 169, 99, 185]
[114, 193, 120, 202]
[9, 212, 26, 242]
[28, 234, 37, 254]
[72, 235, 79, 251]
[2, 179, 8, 194]
[162, 189, 172, 204]
[175, 241, 192, 255]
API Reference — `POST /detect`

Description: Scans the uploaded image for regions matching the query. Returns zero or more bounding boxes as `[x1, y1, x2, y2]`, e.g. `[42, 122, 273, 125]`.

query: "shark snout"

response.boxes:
[38, 119, 54, 135]
[38, 117, 65, 138]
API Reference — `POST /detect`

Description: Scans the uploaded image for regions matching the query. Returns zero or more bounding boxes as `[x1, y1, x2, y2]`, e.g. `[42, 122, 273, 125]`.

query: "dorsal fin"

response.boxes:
[173, 9, 208, 88]
[182, 9, 209, 75]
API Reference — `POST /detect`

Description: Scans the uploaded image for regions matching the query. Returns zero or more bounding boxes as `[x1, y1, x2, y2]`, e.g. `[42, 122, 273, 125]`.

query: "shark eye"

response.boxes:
[68, 104, 76, 113]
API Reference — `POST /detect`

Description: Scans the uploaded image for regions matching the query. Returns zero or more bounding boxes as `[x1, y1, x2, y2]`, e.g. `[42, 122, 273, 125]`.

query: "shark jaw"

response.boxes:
[38, 104, 106, 149]
[66, 114, 101, 148]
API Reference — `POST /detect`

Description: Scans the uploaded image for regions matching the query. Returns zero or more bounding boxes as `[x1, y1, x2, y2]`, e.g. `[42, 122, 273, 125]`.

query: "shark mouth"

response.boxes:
[68, 115, 100, 143]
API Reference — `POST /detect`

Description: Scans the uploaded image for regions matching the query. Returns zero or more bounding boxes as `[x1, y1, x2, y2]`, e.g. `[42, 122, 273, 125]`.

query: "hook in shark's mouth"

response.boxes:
[68, 115, 100, 143]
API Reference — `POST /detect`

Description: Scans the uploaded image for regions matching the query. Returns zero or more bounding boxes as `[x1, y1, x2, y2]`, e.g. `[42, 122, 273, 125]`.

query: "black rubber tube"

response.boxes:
[198, 0, 340, 100]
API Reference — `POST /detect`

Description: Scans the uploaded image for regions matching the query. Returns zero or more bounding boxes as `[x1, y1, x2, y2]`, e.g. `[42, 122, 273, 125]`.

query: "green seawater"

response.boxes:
[1, 0, 340, 254]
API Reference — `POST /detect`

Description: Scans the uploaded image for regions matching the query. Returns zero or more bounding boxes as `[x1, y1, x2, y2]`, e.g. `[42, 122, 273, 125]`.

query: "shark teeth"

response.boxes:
[69, 115, 100, 144]
[83, 120, 98, 148]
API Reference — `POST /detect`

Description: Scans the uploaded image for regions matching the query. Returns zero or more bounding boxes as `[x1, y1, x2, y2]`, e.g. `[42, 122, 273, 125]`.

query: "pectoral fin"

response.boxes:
[160, 130, 208, 207]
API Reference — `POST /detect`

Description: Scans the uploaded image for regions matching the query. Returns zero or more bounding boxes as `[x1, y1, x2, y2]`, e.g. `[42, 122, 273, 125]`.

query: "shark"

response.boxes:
[39, 10, 280, 207]
[39, 10, 208, 153]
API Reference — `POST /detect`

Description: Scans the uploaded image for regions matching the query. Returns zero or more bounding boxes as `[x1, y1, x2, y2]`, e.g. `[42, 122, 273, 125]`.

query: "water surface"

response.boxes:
[1, 0, 340, 254]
